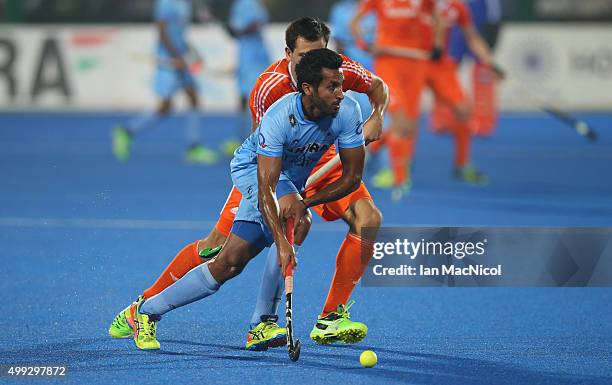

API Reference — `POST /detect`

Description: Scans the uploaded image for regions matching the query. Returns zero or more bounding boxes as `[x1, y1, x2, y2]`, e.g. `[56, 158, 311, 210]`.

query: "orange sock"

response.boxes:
[322, 233, 374, 316]
[143, 241, 203, 299]
[452, 119, 470, 168]
[472, 62, 498, 135]
[430, 101, 454, 134]
[387, 133, 415, 186]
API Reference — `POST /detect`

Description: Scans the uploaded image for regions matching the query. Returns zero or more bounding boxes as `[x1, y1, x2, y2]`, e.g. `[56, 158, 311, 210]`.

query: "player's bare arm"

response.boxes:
[302, 145, 365, 209]
[462, 25, 493, 66]
[462, 24, 505, 79]
[158, 21, 188, 70]
[363, 74, 389, 144]
[350, 9, 370, 51]
[257, 154, 297, 273]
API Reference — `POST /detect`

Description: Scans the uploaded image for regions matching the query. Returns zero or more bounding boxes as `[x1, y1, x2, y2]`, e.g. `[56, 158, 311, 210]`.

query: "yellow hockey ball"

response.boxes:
[360, 350, 377, 368]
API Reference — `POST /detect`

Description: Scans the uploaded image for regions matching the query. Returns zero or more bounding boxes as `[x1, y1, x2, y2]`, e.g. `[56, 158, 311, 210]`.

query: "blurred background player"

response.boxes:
[329, 0, 388, 177]
[429, 0, 504, 137]
[112, 0, 218, 164]
[417, 0, 500, 187]
[223, 0, 271, 155]
[353, 0, 498, 200]
[351, 0, 441, 200]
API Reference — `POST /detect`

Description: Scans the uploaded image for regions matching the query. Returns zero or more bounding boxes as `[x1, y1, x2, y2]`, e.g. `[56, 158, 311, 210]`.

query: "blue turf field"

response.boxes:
[1, 112, 611, 384]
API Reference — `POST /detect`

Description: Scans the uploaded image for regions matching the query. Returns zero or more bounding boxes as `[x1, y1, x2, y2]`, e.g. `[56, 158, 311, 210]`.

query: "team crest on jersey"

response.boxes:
[258, 133, 267, 148]
[355, 121, 364, 135]
[289, 114, 297, 127]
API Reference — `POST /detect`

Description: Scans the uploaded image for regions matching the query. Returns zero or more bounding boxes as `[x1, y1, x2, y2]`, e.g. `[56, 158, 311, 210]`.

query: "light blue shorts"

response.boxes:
[154, 68, 198, 99]
[230, 166, 299, 245]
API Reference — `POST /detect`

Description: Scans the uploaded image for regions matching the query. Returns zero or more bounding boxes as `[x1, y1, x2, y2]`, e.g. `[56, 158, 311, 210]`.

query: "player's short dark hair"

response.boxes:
[296, 48, 343, 94]
[285, 17, 331, 51]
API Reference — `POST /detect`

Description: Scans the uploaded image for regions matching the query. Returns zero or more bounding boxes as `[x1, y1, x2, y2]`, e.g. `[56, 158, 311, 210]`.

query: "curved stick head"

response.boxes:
[288, 339, 301, 362]
[585, 129, 598, 142]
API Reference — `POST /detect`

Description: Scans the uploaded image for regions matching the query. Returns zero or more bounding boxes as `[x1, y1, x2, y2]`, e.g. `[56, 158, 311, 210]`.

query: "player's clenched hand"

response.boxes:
[277, 239, 297, 275]
[363, 114, 383, 145]
[430, 46, 443, 61]
[491, 63, 506, 81]
[171, 56, 189, 72]
[284, 199, 308, 224]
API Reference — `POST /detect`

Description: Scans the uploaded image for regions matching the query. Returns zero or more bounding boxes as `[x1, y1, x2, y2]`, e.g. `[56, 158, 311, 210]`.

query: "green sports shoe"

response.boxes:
[185, 144, 218, 164]
[372, 168, 395, 189]
[246, 315, 287, 351]
[112, 126, 132, 162]
[108, 295, 143, 339]
[454, 164, 489, 186]
[310, 300, 368, 345]
[125, 296, 161, 350]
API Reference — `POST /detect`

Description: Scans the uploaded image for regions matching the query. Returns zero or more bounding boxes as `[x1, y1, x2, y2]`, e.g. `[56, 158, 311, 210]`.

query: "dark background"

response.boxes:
[2, 0, 612, 23]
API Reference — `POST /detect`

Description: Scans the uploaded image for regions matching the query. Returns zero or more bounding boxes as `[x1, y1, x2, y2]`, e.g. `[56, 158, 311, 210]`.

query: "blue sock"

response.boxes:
[140, 262, 220, 317]
[249, 243, 299, 328]
[126, 111, 158, 134]
[186, 109, 200, 146]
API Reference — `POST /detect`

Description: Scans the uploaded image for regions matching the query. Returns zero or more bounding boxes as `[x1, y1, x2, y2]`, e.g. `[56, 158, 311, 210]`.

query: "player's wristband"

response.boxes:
[430, 47, 443, 61]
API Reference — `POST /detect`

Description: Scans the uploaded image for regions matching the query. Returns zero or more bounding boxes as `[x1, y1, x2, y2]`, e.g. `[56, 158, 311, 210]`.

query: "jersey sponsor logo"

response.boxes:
[258, 133, 268, 148]
[289, 140, 330, 154]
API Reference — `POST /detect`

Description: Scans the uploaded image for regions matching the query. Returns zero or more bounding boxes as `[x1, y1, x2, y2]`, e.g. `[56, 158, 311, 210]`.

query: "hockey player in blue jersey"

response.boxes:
[120, 48, 367, 350]
[224, 0, 272, 154]
[112, 0, 217, 164]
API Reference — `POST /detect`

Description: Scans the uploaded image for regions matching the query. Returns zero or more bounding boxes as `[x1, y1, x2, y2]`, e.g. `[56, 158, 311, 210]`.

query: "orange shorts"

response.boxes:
[375, 56, 427, 118]
[303, 157, 373, 222]
[426, 58, 466, 107]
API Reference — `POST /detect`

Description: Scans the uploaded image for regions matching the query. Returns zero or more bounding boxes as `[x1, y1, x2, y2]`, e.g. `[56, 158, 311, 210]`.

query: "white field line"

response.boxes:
[0, 217, 350, 232]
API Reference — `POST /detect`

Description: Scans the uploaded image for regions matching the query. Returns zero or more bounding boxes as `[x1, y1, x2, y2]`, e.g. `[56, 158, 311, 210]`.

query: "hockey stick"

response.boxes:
[541, 107, 598, 142]
[128, 52, 234, 78]
[277, 153, 341, 361]
[305, 154, 341, 188]
[283, 217, 301, 362]
[517, 85, 598, 142]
